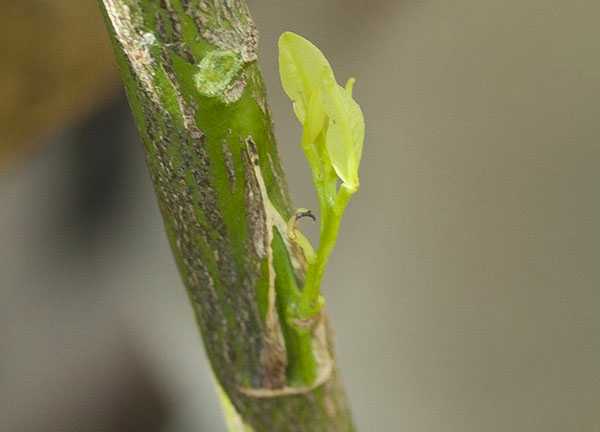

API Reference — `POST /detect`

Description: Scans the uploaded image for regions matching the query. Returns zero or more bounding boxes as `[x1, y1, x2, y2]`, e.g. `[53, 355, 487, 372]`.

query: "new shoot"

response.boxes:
[278, 32, 365, 325]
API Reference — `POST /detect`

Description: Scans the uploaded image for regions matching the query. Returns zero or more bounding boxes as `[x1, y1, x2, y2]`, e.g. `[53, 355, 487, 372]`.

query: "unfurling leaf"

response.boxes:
[279, 31, 364, 189]
[322, 75, 365, 189]
[278, 31, 333, 132]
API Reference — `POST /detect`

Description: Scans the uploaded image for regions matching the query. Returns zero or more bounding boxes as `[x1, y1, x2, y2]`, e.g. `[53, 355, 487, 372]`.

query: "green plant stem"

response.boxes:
[97, 0, 355, 430]
[297, 126, 356, 321]
[298, 184, 355, 319]
[272, 228, 317, 386]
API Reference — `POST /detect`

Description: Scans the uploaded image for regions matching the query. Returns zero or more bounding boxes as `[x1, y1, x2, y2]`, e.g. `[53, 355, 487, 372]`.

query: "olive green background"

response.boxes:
[2, 1, 599, 431]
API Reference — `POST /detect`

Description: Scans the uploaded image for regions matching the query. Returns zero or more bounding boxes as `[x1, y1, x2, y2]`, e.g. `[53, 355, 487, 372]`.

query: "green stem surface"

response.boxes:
[97, 0, 355, 430]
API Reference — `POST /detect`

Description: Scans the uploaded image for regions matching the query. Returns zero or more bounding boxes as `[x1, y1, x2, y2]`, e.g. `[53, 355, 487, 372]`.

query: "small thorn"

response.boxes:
[295, 209, 316, 222]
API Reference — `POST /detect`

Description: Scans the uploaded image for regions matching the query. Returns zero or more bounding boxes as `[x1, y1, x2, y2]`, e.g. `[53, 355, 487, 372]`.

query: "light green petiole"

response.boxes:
[298, 183, 356, 319]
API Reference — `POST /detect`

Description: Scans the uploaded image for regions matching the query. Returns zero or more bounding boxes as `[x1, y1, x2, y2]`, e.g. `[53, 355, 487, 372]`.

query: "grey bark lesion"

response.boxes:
[103, 0, 160, 103]
[192, 0, 259, 62]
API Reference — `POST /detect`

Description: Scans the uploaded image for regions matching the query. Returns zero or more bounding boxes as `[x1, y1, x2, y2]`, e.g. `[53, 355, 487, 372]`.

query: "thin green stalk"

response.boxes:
[298, 184, 355, 319]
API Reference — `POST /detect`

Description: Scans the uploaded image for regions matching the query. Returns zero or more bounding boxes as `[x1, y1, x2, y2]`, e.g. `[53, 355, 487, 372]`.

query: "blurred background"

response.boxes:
[1, 1, 599, 431]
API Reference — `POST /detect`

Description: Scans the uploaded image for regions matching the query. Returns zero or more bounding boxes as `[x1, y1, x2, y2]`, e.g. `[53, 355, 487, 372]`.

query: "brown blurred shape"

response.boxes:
[0, 1, 120, 168]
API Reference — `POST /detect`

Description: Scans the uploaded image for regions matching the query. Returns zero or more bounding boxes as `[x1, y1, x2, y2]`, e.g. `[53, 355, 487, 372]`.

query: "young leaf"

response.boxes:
[278, 31, 334, 131]
[322, 74, 365, 189]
